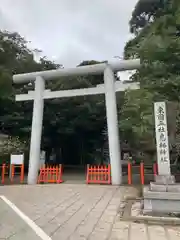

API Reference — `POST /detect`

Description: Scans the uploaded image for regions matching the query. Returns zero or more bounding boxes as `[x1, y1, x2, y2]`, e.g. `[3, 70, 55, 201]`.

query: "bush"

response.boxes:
[0, 136, 27, 155]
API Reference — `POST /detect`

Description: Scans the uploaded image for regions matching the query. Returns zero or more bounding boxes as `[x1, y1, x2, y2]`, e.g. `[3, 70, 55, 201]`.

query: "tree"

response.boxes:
[122, 0, 180, 156]
[0, 136, 27, 155]
[129, 0, 167, 34]
[0, 29, 127, 164]
[0, 30, 109, 164]
[0, 30, 62, 137]
[120, 89, 154, 149]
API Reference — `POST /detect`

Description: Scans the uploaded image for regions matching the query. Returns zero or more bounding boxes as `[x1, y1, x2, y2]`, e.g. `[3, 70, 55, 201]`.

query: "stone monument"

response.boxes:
[143, 102, 180, 214]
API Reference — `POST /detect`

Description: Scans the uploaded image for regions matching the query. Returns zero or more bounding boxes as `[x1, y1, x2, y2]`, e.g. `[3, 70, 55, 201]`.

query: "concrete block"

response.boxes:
[150, 182, 167, 192]
[155, 175, 175, 185]
[143, 199, 152, 212]
[143, 184, 180, 214]
[143, 189, 180, 200]
[144, 198, 180, 213]
[167, 184, 180, 192]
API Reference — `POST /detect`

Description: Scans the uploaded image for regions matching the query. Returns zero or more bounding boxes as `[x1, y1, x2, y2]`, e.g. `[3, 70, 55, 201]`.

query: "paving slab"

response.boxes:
[0, 184, 180, 240]
[0, 198, 42, 239]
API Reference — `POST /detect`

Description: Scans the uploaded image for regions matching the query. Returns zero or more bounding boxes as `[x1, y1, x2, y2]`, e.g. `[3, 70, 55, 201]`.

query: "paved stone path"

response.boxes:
[0, 184, 180, 239]
[0, 198, 42, 239]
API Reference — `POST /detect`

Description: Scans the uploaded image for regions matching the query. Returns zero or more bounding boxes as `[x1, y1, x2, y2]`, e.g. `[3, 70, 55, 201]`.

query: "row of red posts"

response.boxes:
[0, 161, 159, 185]
[0, 164, 24, 184]
[0, 163, 111, 185]
[0, 163, 63, 184]
[127, 162, 158, 185]
[86, 162, 158, 185]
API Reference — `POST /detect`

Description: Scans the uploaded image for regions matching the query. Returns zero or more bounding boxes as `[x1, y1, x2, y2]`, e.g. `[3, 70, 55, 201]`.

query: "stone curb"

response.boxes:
[121, 197, 180, 225]
[125, 197, 142, 201]
[121, 214, 180, 225]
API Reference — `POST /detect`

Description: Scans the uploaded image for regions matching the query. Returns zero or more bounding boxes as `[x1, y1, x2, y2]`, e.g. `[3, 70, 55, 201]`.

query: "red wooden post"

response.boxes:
[128, 162, 132, 185]
[1, 164, 6, 184]
[140, 162, 145, 185]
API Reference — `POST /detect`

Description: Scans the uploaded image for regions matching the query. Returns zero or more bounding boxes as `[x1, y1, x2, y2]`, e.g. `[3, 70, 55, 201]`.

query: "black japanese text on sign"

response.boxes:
[157, 106, 168, 163]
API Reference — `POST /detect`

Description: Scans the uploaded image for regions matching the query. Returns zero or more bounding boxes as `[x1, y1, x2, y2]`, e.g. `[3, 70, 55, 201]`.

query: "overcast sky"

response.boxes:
[0, 0, 138, 78]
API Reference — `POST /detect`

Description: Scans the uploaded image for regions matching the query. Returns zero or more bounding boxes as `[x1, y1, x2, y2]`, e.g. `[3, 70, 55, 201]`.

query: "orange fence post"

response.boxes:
[57, 165, 62, 183]
[1, 164, 6, 184]
[97, 165, 100, 182]
[56, 166, 58, 182]
[49, 166, 51, 182]
[128, 162, 132, 185]
[140, 162, 145, 185]
[93, 165, 95, 182]
[108, 164, 111, 184]
[46, 167, 48, 183]
[10, 164, 24, 184]
[11, 164, 15, 182]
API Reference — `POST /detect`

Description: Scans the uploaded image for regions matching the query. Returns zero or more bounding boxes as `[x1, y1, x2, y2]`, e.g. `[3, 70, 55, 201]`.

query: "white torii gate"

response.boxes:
[13, 59, 140, 185]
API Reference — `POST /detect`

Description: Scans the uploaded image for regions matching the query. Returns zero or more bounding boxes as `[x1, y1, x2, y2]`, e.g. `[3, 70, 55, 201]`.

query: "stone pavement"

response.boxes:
[0, 198, 42, 239]
[0, 184, 180, 239]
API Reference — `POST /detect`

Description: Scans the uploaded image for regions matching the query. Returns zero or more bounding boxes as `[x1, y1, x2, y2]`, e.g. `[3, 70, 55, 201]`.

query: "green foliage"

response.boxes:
[0, 30, 109, 164]
[0, 136, 27, 155]
[5, 0, 180, 165]
[129, 0, 167, 34]
[123, 0, 180, 155]
[120, 89, 154, 147]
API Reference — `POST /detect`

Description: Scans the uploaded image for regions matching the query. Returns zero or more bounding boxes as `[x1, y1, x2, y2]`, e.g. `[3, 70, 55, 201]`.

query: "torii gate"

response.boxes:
[13, 59, 140, 185]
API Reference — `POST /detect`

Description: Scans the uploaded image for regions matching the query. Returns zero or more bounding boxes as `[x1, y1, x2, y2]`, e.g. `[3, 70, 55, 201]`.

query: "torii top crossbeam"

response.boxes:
[13, 59, 140, 84]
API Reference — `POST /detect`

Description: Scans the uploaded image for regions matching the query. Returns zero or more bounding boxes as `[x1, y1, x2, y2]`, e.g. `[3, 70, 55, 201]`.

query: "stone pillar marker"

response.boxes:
[154, 102, 171, 176]
[143, 101, 180, 214]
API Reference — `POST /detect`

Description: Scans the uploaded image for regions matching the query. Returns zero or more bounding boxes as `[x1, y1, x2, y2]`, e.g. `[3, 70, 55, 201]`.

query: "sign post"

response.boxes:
[10, 154, 24, 165]
[154, 102, 171, 176]
[9, 154, 24, 178]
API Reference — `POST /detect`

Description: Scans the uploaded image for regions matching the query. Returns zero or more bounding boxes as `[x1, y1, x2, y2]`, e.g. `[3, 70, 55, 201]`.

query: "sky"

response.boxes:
[0, 0, 138, 79]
